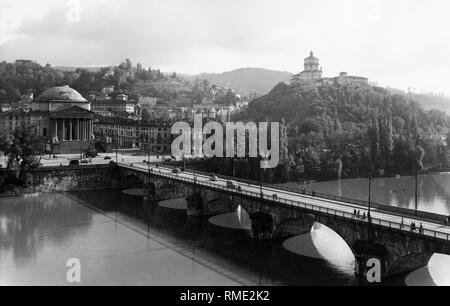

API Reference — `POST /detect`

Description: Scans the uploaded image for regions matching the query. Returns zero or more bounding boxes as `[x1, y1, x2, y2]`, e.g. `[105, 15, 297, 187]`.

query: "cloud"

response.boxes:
[1, 0, 450, 94]
[1, 0, 283, 66]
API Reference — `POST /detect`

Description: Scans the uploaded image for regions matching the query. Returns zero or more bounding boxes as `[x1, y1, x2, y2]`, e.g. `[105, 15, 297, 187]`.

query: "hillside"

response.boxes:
[407, 92, 450, 114]
[189, 68, 293, 96]
[54, 66, 115, 73]
[234, 82, 450, 179]
[0, 61, 201, 105]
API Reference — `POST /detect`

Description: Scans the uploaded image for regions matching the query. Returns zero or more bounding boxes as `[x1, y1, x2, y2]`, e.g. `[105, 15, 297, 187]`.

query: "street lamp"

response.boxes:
[414, 169, 419, 215]
[259, 153, 269, 211]
[368, 175, 373, 223]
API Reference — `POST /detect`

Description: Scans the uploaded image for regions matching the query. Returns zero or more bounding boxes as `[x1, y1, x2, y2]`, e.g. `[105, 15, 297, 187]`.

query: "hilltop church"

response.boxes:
[291, 51, 369, 88]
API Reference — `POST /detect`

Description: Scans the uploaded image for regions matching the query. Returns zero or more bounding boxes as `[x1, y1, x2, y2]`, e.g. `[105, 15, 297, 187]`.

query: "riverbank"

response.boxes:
[299, 168, 450, 185]
[0, 183, 118, 198]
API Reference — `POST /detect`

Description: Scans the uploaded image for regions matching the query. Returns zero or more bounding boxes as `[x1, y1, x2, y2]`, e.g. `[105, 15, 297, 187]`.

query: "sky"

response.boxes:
[1, 0, 450, 94]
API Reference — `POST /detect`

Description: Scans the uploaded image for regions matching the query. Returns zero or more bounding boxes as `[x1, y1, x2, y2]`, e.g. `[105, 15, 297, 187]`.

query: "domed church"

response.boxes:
[0, 85, 94, 154]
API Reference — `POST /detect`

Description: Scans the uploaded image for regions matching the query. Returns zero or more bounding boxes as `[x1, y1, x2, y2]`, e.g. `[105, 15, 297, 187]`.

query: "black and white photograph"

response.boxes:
[1, 0, 450, 291]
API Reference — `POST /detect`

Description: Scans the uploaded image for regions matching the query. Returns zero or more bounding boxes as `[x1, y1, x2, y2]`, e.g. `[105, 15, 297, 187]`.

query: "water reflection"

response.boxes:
[311, 173, 450, 215]
[2, 189, 448, 285]
[209, 206, 252, 231]
[0, 193, 92, 267]
[405, 254, 450, 286]
[123, 189, 144, 196]
[68, 190, 361, 285]
[283, 223, 355, 276]
[158, 198, 187, 210]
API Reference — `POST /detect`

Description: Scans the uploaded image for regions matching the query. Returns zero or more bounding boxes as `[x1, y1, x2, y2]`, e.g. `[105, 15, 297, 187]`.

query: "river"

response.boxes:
[1, 175, 450, 285]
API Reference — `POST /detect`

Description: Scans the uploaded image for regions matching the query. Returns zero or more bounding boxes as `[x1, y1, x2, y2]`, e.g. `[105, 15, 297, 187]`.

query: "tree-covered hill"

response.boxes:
[234, 82, 450, 179]
[0, 60, 214, 105]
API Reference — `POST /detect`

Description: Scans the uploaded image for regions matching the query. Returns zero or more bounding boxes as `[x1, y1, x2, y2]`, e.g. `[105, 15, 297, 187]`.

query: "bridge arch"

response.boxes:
[122, 174, 144, 188]
[282, 222, 356, 275]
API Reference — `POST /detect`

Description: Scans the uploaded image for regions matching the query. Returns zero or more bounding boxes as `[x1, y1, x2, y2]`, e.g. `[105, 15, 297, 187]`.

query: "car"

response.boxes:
[104, 156, 112, 160]
[210, 174, 218, 182]
[81, 159, 89, 164]
[172, 168, 181, 175]
[226, 180, 238, 189]
[109, 161, 116, 165]
[69, 160, 80, 166]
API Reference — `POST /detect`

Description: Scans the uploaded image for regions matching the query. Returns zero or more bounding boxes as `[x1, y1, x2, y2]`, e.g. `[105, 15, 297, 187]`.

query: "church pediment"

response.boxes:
[49, 105, 93, 118]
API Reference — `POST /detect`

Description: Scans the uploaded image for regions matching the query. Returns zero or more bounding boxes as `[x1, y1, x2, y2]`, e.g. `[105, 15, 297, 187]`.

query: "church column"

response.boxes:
[84, 120, 87, 141]
[80, 119, 84, 141]
[60, 119, 63, 140]
[57, 119, 60, 140]
[75, 119, 80, 141]
[78, 119, 82, 141]
[69, 119, 73, 141]
[62, 119, 66, 141]
[84, 119, 87, 141]
[86, 119, 89, 141]
[89, 119, 93, 140]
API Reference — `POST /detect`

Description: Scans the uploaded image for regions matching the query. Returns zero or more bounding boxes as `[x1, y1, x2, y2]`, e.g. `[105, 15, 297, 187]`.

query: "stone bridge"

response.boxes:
[117, 165, 450, 279]
[26, 163, 450, 279]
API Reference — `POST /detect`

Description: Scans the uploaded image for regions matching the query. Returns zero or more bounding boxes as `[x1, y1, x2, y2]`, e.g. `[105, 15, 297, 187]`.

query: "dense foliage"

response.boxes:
[0, 125, 44, 184]
[235, 83, 450, 180]
[0, 60, 221, 105]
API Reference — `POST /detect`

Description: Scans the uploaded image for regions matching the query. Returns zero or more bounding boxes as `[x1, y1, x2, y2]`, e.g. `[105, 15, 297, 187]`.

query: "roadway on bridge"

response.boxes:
[125, 162, 450, 242]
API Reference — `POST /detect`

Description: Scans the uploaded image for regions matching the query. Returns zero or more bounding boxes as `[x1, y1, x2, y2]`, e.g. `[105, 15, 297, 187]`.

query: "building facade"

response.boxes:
[94, 121, 173, 153]
[0, 86, 94, 154]
[92, 100, 138, 114]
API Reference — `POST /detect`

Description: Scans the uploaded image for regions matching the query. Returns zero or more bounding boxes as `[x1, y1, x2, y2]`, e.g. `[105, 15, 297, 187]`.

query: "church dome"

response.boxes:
[37, 86, 87, 103]
[305, 51, 319, 65]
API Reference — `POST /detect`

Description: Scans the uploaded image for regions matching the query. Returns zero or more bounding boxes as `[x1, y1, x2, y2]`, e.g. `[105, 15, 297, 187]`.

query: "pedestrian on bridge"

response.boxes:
[419, 223, 424, 234]
[401, 218, 404, 229]
[353, 209, 357, 218]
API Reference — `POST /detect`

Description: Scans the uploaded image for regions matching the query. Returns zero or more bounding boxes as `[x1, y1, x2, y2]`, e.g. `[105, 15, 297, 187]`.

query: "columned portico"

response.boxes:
[49, 105, 94, 154]
[51, 117, 93, 141]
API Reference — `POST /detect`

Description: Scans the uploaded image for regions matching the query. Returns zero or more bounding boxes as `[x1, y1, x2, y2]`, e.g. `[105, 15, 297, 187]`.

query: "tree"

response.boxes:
[368, 115, 381, 166]
[279, 118, 289, 162]
[300, 118, 321, 134]
[0, 125, 44, 184]
[393, 116, 405, 133]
